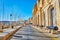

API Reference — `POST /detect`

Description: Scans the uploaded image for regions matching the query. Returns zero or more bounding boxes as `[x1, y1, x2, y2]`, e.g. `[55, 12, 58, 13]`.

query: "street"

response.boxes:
[10, 25, 52, 40]
[0, 0, 60, 40]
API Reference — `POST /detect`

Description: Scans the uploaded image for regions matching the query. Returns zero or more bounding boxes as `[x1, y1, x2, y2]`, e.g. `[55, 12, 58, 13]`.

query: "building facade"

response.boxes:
[32, 0, 60, 30]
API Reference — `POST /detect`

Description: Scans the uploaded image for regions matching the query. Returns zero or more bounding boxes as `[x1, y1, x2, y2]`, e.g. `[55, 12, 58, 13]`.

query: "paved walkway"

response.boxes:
[10, 25, 52, 40]
[0, 26, 21, 40]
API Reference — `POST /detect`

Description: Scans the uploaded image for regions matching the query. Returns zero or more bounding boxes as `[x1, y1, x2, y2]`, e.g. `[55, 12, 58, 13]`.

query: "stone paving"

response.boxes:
[0, 26, 21, 40]
[10, 25, 52, 40]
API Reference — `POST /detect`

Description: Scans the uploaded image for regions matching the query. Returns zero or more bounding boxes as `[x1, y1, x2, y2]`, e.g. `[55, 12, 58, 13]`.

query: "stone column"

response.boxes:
[39, 8, 42, 26]
[45, 9, 49, 27]
[38, 10, 41, 26]
[48, 9, 52, 26]
[42, 12, 45, 26]
[36, 12, 38, 25]
[55, 0, 60, 27]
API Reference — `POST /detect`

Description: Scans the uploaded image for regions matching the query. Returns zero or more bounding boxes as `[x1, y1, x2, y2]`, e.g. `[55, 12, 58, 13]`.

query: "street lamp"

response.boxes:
[10, 14, 12, 21]
[2, 0, 4, 21]
[10, 14, 13, 28]
[0, 0, 4, 32]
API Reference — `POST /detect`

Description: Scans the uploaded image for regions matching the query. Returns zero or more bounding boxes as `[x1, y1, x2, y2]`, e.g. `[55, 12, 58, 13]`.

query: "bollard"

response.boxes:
[53, 26, 58, 34]
[37, 25, 39, 27]
[2, 26, 4, 29]
[11, 26, 14, 29]
[41, 25, 44, 27]
[39, 25, 44, 29]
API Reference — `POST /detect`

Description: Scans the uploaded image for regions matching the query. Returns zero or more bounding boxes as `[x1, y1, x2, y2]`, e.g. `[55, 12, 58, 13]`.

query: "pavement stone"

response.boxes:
[10, 25, 52, 40]
[0, 26, 21, 40]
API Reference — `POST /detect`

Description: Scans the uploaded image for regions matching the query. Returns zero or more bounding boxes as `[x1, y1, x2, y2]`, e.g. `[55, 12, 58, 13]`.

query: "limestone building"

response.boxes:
[32, 0, 60, 30]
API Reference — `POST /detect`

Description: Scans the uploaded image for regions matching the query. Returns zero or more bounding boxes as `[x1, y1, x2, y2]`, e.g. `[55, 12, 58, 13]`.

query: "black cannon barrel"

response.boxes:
[47, 26, 58, 30]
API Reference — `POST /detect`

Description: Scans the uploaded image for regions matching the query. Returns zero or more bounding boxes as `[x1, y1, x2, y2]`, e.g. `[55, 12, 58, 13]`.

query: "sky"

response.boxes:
[0, 0, 37, 21]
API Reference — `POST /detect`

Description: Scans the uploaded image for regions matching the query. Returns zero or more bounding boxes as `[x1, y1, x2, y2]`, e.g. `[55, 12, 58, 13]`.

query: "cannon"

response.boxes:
[11, 26, 14, 28]
[47, 26, 58, 30]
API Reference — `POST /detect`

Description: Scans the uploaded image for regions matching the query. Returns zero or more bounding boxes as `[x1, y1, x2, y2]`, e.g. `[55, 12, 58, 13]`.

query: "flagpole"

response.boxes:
[2, 0, 4, 29]
[3, 0, 4, 21]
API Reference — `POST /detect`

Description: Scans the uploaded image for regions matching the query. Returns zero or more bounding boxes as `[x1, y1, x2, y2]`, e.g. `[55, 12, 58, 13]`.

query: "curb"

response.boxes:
[2, 26, 22, 40]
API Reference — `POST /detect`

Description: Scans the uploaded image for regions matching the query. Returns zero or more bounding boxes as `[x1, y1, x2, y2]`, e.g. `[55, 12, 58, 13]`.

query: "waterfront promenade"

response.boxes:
[0, 26, 22, 40]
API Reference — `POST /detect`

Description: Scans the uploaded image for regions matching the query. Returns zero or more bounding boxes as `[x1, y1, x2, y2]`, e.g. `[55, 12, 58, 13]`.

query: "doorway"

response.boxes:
[48, 7, 56, 27]
[51, 8, 55, 26]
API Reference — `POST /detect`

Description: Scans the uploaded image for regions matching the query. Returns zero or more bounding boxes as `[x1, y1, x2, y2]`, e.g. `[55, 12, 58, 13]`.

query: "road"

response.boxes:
[10, 25, 52, 40]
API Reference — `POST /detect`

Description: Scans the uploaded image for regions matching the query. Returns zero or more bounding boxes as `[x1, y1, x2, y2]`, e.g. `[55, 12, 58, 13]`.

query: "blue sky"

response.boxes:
[0, 0, 36, 21]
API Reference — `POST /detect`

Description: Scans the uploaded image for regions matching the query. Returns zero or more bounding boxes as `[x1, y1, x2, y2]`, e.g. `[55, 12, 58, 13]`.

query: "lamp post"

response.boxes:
[10, 14, 12, 28]
[0, 0, 4, 32]
[2, 0, 4, 21]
